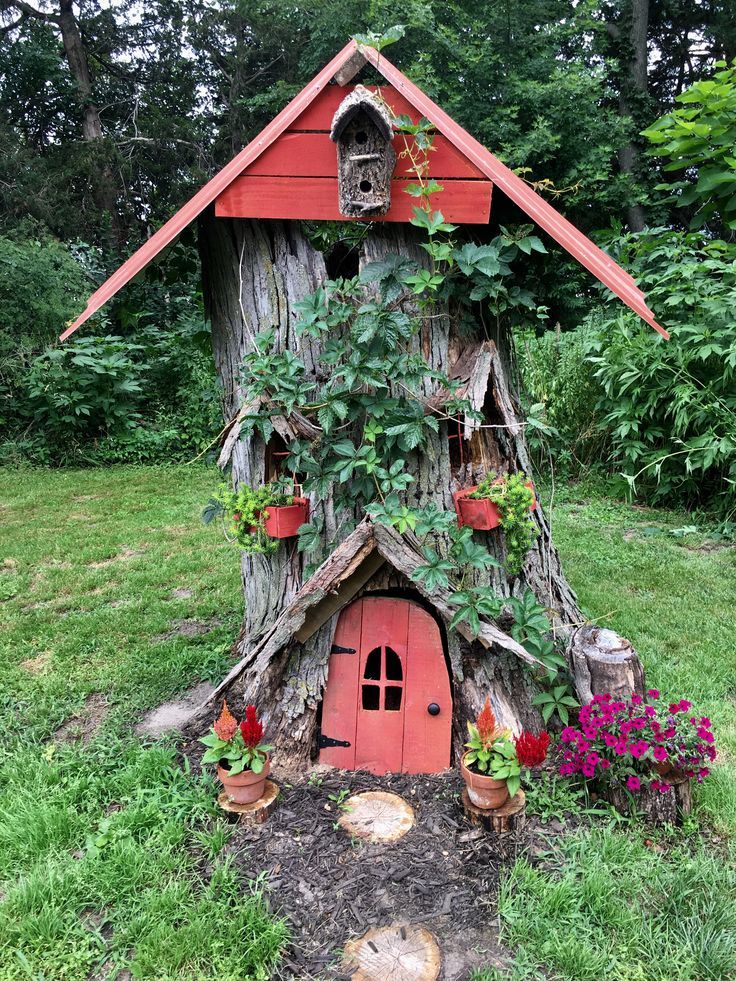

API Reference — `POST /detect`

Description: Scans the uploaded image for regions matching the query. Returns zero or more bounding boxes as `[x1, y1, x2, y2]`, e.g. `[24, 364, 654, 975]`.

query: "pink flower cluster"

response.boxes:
[558, 690, 716, 792]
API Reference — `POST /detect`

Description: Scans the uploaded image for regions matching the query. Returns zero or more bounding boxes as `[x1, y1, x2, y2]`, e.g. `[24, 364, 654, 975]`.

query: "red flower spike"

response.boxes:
[213, 700, 238, 742]
[476, 698, 497, 745]
[515, 730, 551, 768]
[240, 704, 264, 748]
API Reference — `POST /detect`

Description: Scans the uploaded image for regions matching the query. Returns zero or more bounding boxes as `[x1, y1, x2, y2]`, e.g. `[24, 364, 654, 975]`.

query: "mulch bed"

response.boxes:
[224, 767, 547, 980]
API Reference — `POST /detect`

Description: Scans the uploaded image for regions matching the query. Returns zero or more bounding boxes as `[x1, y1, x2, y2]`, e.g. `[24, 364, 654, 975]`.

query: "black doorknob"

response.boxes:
[427, 703, 441, 716]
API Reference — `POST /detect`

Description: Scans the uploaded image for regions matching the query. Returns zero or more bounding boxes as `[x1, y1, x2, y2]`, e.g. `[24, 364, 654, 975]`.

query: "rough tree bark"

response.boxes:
[197, 212, 615, 767]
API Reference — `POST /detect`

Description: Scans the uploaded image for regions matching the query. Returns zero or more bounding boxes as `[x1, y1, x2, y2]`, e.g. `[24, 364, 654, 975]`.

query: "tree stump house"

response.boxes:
[64, 40, 666, 774]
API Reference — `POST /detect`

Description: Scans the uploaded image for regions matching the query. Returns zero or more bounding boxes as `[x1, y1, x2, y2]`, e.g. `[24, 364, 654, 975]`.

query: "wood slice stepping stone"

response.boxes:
[338, 790, 414, 843]
[461, 788, 526, 833]
[343, 924, 441, 980]
[217, 780, 279, 825]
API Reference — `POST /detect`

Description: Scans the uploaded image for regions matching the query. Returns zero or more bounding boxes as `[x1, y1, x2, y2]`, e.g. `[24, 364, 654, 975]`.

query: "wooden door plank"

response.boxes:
[402, 604, 452, 774]
[319, 599, 362, 770]
[354, 597, 409, 775]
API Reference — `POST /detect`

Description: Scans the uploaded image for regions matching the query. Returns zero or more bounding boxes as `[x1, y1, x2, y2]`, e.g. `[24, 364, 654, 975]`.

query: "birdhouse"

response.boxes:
[329, 85, 396, 217]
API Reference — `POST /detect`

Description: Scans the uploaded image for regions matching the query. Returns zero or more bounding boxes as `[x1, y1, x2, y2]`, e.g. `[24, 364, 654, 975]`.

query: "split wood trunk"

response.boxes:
[197, 212, 636, 768]
[567, 625, 646, 704]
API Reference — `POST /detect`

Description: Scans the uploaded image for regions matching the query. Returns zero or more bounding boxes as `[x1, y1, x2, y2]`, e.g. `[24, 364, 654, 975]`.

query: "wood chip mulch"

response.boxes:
[225, 767, 539, 980]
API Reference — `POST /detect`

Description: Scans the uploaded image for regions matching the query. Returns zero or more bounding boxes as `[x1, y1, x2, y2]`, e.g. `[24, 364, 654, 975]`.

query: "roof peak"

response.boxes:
[62, 38, 667, 341]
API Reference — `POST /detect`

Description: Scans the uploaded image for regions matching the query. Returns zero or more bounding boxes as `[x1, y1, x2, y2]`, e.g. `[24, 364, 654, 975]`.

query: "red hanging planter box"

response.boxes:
[453, 481, 536, 531]
[261, 497, 310, 539]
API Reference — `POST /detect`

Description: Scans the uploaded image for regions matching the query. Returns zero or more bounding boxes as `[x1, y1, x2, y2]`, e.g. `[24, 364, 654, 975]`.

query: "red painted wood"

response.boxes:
[354, 598, 409, 775]
[243, 131, 485, 179]
[262, 498, 310, 538]
[320, 597, 452, 775]
[291, 84, 419, 130]
[358, 46, 668, 338]
[402, 604, 452, 774]
[216, 176, 492, 224]
[319, 599, 363, 769]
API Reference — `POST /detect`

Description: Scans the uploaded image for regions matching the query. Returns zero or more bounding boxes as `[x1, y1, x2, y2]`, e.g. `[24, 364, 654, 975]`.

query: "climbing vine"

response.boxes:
[213, 107, 550, 648]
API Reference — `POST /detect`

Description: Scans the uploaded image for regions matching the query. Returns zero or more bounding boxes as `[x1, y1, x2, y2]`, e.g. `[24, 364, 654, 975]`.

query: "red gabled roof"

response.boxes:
[62, 39, 668, 341]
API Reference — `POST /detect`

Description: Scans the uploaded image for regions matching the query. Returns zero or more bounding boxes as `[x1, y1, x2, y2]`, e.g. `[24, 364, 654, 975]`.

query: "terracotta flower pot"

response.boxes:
[217, 756, 270, 804]
[460, 753, 509, 810]
[453, 481, 536, 531]
[652, 760, 686, 780]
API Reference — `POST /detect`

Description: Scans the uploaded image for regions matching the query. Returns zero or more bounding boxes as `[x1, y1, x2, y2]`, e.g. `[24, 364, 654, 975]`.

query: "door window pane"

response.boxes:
[364, 647, 381, 680]
[385, 646, 403, 680]
[362, 685, 380, 711]
[384, 686, 402, 711]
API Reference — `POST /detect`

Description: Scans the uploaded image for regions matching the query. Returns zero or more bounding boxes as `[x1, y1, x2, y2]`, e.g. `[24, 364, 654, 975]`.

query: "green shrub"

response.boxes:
[0, 232, 91, 433]
[587, 229, 736, 511]
[516, 323, 606, 472]
[25, 334, 147, 446]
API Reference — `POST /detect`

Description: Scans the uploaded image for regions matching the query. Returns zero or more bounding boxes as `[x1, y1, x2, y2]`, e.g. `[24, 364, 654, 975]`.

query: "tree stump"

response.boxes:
[216, 780, 279, 825]
[338, 790, 415, 843]
[461, 788, 527, 833]
[343, 924, 441, 981]
[604, 773, 692, 826]
[568, 625, 645, 704]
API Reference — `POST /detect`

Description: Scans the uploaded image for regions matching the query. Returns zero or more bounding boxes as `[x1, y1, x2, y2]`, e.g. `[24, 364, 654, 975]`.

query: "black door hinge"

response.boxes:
[331, 644, 356, 654]
[318, 733, 351, 749]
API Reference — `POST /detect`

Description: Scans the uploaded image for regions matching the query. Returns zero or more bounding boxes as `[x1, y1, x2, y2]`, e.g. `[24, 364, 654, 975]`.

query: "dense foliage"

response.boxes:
[588, 230, 736, 510]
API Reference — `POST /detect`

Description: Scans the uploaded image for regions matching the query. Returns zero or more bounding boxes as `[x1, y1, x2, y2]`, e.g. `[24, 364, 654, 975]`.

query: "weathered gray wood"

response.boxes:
[568, 625, 646, 704]
[604, 773, 692, 825]
[461, 788, 527, 833]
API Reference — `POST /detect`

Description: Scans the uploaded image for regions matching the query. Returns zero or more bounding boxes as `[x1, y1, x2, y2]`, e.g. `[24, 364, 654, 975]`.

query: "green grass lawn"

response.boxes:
[1, 466, 735, 979]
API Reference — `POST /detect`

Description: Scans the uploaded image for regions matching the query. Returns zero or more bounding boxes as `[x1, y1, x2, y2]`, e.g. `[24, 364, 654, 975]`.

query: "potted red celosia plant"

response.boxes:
[200, 702, 273, 804]
[515, 729, 552, 782]
[461, 698, 522, 810]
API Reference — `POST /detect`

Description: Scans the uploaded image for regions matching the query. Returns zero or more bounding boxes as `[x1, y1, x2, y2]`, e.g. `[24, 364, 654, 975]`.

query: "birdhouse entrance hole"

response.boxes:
[319, 596, 452, 775]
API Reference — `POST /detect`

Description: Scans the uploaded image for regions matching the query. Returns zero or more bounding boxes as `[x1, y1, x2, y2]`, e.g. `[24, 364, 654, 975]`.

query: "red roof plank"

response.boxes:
[215, 175, 492, 224]
[62, 38, 668, 340]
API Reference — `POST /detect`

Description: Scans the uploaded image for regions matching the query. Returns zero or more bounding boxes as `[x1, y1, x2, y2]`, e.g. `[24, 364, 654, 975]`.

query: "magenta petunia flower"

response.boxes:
[631, 694, 643, 705]
[647, 689, 660, 699]
[626, 776, 641, 790]
[653, 746, 667, 762]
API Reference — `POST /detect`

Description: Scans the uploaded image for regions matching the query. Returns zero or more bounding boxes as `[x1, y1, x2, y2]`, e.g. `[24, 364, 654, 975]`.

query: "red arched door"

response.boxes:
[319, 597, 452, 775]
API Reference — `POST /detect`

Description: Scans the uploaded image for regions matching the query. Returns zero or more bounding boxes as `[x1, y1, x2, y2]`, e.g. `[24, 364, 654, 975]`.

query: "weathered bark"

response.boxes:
[604, 772, 692, 825]
[197, 214, 601, 765]
[568, 625, 646, 703]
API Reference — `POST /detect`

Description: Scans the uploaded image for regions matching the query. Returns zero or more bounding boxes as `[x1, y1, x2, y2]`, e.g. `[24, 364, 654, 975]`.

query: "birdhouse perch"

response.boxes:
[330, 85, 396, 217]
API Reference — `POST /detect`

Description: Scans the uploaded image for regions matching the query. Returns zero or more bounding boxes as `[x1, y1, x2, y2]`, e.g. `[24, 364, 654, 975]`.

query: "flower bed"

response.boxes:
[557, 691, 716, 818]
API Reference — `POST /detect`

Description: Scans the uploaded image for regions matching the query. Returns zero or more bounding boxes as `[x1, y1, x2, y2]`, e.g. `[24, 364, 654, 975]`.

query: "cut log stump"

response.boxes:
[216, 780, 279, 825]
[343, 924, 441, 980]
[338, 790, 415, 843]
[604, 773, 693, 826]
[461, 788, 526, 834]
[568, 625, 646, 704]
